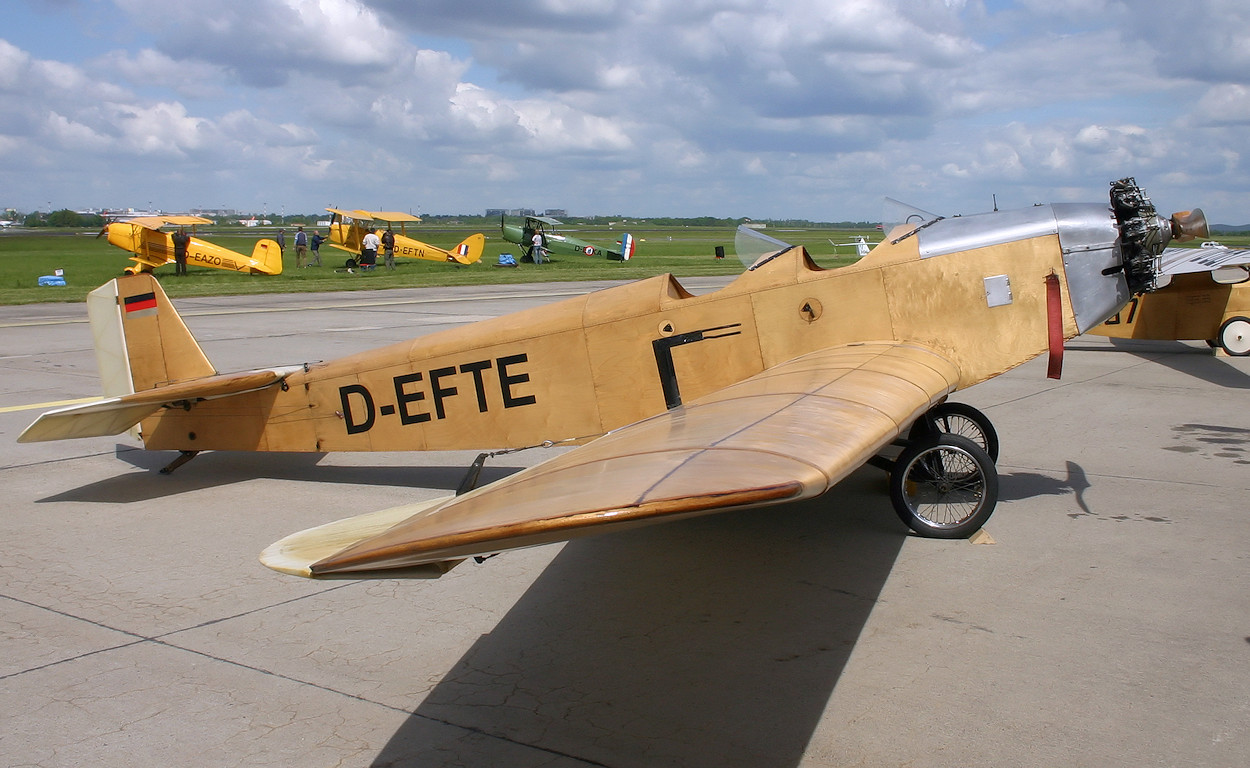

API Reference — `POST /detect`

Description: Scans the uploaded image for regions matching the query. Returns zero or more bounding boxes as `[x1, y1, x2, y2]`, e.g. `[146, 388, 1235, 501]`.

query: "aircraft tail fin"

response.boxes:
[450, 233, 485, 265]
[619, 233, 635, 261]
[90, 274, 216, 396]
[251, 238, 283, 274]
[607, 233, 635, 261]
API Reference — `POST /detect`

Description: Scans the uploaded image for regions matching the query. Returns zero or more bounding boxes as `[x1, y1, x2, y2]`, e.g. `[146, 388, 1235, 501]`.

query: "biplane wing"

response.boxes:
[120, 215, 213, 229]
[261, 341, 959, 577]
[1159, 243, 1250, 275]
[325, 207, 482, 265]
[355, 210, 422, 224]
[101, 215, 282, 276]
[325, 209, 421, 225]
[325, 208, 384, 222]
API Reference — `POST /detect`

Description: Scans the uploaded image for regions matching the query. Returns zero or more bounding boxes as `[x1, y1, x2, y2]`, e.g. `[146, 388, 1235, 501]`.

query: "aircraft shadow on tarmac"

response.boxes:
[998, 461, 1092, 515]
[370, 467, 910, 768]
[35, 446, 524, 504]
[1079, 338, 1250, 389]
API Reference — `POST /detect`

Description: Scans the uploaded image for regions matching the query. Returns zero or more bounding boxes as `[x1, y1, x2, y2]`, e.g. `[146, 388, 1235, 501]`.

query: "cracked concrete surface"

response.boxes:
[1, 281, 1247, 767]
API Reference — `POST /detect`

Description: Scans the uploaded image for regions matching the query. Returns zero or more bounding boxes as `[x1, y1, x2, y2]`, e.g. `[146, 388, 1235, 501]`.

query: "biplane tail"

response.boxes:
[618, 233, 636, 261]
[450, 233, 485, 265]
[250, 238, 284, 275]
[604, 233, 635, 261]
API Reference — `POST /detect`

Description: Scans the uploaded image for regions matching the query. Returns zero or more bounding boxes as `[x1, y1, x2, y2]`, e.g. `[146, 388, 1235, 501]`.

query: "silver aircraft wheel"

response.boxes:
[908, 401, 1000, 462]
[889, 434, 998, 539]
[1217, 316, 1250, 356]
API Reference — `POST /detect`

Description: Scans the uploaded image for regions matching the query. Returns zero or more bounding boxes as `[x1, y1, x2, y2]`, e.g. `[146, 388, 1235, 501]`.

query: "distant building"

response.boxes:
[191, 208, 238, 217]
[488, 208, 538, 218]
[543, 209, 567, 218]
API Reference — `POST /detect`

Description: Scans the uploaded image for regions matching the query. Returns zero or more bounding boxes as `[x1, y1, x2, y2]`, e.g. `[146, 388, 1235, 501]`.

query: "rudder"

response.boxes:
[251, 238, 283, 274]
[450, 233, 485, 264]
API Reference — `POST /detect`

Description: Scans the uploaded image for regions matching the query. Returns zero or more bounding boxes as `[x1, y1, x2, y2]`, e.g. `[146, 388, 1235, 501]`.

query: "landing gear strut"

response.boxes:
[160, 450, 200, 475]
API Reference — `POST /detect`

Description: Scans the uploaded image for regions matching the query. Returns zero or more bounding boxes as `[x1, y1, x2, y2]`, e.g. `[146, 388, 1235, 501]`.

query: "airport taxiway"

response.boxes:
[1, 278, 1247, 767]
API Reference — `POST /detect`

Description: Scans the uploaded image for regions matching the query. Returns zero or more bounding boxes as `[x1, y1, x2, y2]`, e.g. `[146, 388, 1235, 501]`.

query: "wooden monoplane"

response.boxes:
[1088, 241, 1250, 355]
[326, 209, 484, 267]
[99, 215, 283, 276]
[21, 179, 1206, 579]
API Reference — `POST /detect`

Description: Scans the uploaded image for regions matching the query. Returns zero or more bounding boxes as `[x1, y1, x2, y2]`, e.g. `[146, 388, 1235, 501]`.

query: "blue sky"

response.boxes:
[2, 0, 1249, 223]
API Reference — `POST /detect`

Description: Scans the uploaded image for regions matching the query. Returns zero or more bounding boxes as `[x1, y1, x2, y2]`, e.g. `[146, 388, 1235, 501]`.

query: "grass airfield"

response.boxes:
[0, 223, 873, 305]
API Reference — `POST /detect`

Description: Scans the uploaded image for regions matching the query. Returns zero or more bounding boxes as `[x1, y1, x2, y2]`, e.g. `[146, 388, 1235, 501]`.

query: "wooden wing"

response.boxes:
[262, 342, 961, 578]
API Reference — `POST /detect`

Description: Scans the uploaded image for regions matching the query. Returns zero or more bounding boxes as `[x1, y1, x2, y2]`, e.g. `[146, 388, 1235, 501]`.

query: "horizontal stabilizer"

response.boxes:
[260, 497, 463, 579]
[17, 398, 167, 443]
[19, 365, 304, 443]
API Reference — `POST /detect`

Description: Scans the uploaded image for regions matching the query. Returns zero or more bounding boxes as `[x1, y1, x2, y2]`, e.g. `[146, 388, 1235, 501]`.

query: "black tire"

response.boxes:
[909, 401, 999, 462]
[890, 433, 998, 539]
[1216, 316, 1250, 356]
[345, 257, 358, 269]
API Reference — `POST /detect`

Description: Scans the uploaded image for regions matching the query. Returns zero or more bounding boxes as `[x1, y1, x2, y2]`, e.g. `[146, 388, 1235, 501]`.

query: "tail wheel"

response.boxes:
[908, 402, 999, 461]
[890, 434, 998, 539]
[1217, 316, 1250, 356]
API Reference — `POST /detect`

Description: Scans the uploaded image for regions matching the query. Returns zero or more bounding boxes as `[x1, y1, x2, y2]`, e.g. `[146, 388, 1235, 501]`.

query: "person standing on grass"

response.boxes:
[294, 226, 308, 268]
[172, 227, 190, 276]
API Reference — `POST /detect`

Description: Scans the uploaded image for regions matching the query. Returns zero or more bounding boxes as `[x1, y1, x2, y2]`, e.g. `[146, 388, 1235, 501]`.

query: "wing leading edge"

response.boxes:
[264, 341, 961, 578]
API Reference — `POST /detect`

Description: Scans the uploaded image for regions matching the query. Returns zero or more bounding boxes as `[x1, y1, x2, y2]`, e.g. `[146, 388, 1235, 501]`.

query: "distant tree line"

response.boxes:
[21, 209, 105, 228]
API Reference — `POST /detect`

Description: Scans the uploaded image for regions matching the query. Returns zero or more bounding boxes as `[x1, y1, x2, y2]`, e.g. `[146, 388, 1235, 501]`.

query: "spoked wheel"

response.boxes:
[909, 402, 999, 462]
[1217, 316, 1250, 356]
[890, 434, 998, 538]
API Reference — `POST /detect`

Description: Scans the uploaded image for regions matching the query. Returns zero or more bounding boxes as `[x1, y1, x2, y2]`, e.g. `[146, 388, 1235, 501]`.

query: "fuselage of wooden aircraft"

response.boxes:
[110, 195, 1155, 454]
[21, 179, 1206, 577]
[103, 218, 282, 276]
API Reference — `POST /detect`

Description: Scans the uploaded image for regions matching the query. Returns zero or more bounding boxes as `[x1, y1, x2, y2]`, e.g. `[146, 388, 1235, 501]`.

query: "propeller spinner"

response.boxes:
[1169, 208, 1209, 242]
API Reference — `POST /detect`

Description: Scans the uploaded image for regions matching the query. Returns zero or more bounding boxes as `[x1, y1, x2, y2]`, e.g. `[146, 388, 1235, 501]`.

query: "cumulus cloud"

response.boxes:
[1, 0, 1248, 220]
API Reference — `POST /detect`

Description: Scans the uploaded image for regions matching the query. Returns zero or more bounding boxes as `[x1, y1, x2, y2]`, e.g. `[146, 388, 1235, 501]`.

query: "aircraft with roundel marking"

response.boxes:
[325, 208, 484, 267]
[501, 214, 635, 262]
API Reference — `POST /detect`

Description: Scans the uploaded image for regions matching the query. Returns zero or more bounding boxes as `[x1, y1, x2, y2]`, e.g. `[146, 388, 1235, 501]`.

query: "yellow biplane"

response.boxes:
[1089, 241, 1250, 355]
[100, 215, 283, 276]
[326, 209, 485, 267]
[21, 179, 1206, 580]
